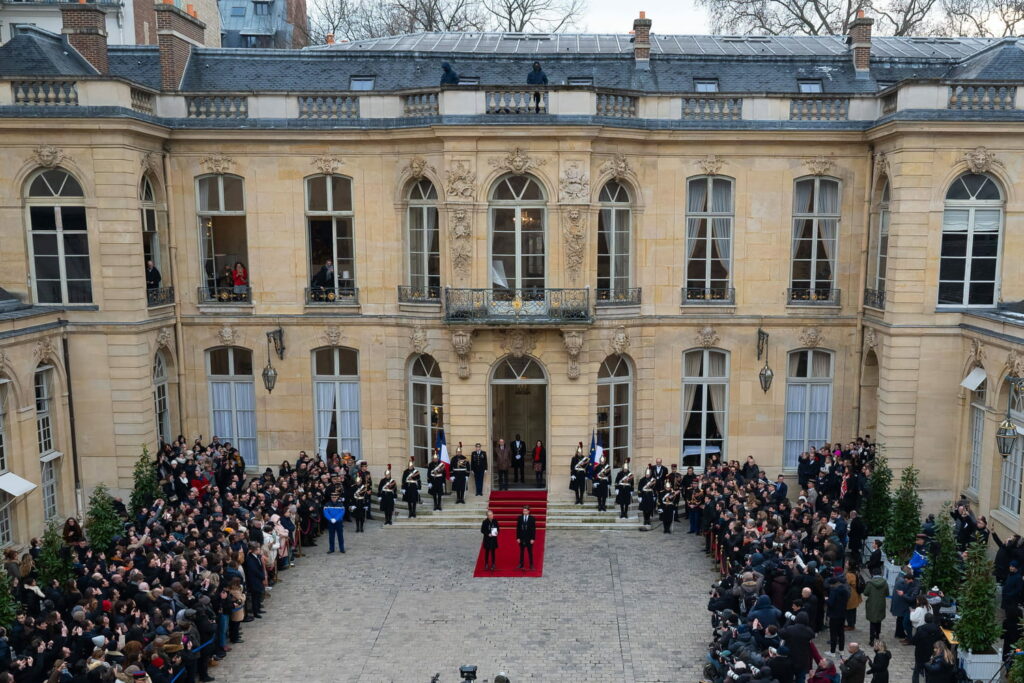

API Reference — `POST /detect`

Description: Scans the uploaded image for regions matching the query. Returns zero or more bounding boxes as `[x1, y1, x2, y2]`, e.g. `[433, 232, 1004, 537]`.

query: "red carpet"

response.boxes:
[473, 490, 547, 577]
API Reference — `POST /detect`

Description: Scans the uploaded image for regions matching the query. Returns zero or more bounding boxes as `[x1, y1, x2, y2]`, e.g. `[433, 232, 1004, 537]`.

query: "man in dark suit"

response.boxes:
[651, 459, 668, 491]
[243, 542, 267, 619]
[516, 506, 537, 571]
[470, 443, 488, 496]
[866, 538, 883, 577]
[495, 438, 510, 491]
[510, 434, 526, 483]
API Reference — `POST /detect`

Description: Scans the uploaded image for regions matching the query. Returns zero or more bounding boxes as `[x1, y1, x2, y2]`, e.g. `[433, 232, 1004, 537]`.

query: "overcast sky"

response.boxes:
[579, 1, 710, 34]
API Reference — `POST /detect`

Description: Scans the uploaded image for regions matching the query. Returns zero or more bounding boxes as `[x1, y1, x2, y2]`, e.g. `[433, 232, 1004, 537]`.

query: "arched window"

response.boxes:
[306, 174, 356, 302]
[34, 363, 60, 519]
[26, 168, 91, 304]
[490, 175, 546, 294]
[142, 176, 171, 305]
[153, 352, 171, 446]
[207, 347, 257, 465]
[783, 349, 833, 468]
[682, 348, 729, 469]
[1000, 380, 1023, 515]
[313, 347, 360, 458]
[405, 180, 440, 300]
[597, 181, 632, 302]
[790, 177, 840, 303]
[866, 179, 890, 306]
[597, 354, 631, 468]
[197, 174, 247, 302]
[685, 176, 734, 302]
[967, 376, 986, 495]
[409, 354, 442, 466]
[939, 173, 1003, 307]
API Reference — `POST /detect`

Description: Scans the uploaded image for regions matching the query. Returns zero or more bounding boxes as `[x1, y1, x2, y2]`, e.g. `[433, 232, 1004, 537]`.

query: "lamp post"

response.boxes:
[996, 376, 1024, 458]
[757, 328, 774, 393]
[262, 333, 278, 393]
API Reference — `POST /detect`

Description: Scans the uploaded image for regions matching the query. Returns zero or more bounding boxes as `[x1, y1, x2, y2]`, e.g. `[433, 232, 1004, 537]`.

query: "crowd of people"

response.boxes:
[0, 436, 382, 683]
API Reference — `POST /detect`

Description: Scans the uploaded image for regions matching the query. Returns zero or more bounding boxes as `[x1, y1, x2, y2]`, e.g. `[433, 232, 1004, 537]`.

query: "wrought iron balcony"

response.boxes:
[198, 286, 251, 304]
[596, 287, 641, 306]
[398, 285, 441, 303]
[444, 288, 591, 324]
[787, 287, 841, 305]
[682, 286, 736, 305]
[146, 286, 175, 307]
[306, 287, 359, 305]
[863, 288, 886, 310]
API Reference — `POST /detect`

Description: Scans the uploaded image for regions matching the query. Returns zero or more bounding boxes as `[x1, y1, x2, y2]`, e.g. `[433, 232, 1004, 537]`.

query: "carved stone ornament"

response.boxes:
[803, 156, 835, 177]
[31, 145, 70, 169]
[562, 208, 586, 284]
[864, 327, 878, 351]
[963, 146, 1003, 175]
[141, 151, 162, 176]
[311, 154, 343, 176]
[410, 326, 428, 354]
[445, 161, 476, 200]
[1007, 349, 1024, 378]
[695, 326, 719, 349]
[200, 153, 235, 175]
[0, 350, 7, 372]
[156, 327, 174, 350]
[559, 162, 590, 202]
[451, 329, 474, 379]
[322, 325, 343, 347]
[968, 337, 985, 368]
[562, 330, 584, 380]
[600, 154, 632, 181]
[33, 336, 58, 363]
[217, 325, 237, 345]
[489, 147, 546, 176]
[873, 151, 891, 180]
[800, 327, 824, 348]
[449, 208, 472, 278]
[406, 156, 434, 180]
[697, 154, 725, 176]
[502, 329, 536, 359]
[610, 326, 630, 355]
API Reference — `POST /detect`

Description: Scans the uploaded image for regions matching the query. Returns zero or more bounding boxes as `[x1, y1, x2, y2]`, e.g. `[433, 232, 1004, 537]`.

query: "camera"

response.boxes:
[459, 665, 478, 681]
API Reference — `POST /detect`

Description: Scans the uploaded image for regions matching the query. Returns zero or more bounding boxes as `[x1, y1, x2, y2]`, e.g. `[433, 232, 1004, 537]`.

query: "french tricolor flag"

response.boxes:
[436, 429, 451, 478]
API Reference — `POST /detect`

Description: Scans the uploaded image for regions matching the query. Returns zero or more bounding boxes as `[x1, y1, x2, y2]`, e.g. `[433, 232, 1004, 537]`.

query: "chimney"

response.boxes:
[633, 12, 652, 63]
[849, 10, 873, 73]
[326, 33, 335, 44]
[154, 2, 206, 91]
[60, 2, 109, 74]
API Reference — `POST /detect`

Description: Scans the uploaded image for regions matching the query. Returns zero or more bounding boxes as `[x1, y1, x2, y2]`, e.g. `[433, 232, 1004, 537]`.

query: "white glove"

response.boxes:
[570, 476, 576, 481]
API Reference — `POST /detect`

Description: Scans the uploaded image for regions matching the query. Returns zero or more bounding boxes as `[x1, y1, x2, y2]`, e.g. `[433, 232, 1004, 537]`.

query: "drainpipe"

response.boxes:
[853, 146, 875, 435]
[162, 147, 188, 437]
[59, 320, 83, 517]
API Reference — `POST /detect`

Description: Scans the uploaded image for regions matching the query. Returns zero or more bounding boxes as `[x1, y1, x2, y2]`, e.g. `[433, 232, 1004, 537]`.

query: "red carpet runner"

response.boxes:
[473, 490, 547, 578]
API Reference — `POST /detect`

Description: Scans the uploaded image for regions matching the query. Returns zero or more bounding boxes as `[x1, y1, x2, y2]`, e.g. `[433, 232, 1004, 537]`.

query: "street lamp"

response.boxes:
[996, 376, 1024, 458]
[757, 328, 774, 393]
[261, 333, 278, 393]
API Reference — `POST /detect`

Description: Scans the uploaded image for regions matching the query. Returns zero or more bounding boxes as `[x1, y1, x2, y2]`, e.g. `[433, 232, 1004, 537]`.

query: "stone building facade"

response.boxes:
[0, 10, 1023, 543]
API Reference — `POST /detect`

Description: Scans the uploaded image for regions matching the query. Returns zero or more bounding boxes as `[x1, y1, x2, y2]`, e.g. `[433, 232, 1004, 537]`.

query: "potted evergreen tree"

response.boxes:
[883, 465, 922, 589]
[922, 503, 961, 602]
[955, 539, 1003, 680]
[0, 575, 18, 630]
[85, 484, 124, 555]
[129, 445, 160, 516]
[861, 454, 892, 566]
[36, 519, 74, 589]
[1008, 623, 1024, 683]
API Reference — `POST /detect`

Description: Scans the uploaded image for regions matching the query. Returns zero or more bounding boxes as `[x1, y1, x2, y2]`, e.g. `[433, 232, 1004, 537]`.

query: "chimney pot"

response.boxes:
[639, 10, 645, 18]
[326, 33, 335, 44]
[632, 12, 652, 63]
[849, 13, 873, 73]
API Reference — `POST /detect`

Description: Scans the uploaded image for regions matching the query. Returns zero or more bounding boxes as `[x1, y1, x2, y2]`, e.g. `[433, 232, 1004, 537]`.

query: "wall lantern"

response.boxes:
[261, 330, 281, 393]
[996, 376, 1024, 458]
[757, 327, 774, 393]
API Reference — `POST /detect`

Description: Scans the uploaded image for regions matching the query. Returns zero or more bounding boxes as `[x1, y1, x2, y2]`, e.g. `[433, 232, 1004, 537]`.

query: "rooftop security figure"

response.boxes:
[440, 62, 459, 85]
[527, 61, 548, 112]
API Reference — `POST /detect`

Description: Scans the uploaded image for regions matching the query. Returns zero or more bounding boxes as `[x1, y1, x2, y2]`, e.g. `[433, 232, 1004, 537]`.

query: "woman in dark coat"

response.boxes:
[868, 639, 890, 683]
[480, 510, 499, 571]
[923, 642, 956, 683]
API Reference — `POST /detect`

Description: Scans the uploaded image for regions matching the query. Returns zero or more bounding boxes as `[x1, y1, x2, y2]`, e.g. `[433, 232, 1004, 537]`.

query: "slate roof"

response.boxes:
[107, 46, 162, 91]
[0, 26, 96, 77]
[945, 38, 1024, 81]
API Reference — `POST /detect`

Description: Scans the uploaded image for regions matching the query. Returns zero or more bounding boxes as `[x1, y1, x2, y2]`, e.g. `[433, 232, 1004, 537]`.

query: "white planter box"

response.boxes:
[959, 648, 1002, 682]
[883, 559, 902, 592]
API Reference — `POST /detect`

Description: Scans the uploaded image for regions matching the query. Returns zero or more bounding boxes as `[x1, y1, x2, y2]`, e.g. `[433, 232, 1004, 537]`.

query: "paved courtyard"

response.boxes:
[216, 525, 915, 683]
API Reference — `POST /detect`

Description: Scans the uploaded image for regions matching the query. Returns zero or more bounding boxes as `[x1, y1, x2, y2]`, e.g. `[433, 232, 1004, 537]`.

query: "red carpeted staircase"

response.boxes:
[473, 490, 547, 577]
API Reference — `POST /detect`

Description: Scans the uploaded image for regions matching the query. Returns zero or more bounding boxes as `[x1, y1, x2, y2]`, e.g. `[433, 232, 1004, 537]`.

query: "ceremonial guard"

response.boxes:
[428, 452, 446, 511]
[667, 465, 683, 522]
[614, 460, 635, 519]
[569, 443, 588, 505]
[660, 485, 681, 534]
[451, 444, 469, 504]
[378, 465, 397, 526]
[593, 456, 611, 512]
[470, 442, 488, 496]
[351, 475, 368, 533]
[357, 460, 375, 520]
[638, 466, 657, 527]
[480, 509, 500, 571]
[402, 457, 421, 518]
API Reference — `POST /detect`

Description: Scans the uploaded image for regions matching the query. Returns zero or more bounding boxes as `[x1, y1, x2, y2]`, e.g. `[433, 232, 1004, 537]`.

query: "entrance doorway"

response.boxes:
[491, 355, 548, 490]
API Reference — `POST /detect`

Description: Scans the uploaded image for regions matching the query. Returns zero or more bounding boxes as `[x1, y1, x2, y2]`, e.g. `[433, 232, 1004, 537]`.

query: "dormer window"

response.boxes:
[798, 80, 823, 93]
[695, 79, 719, 93]
[349, 76, 375, 91]
[253, 1, 270, 15]
[230, 5, 245, 16]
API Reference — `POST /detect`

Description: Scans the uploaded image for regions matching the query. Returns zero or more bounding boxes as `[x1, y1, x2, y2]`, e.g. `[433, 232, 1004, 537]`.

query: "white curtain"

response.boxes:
[818, 179, 840, 214]
[818, 219, 838, 279]
[233, 382, 257, 466]
[338, 382, 361, 459]
[198, 178, 211, 211]
[682, 351, 703, 433]
[975, 209, 1001, 232]
[942, 209, 970, 232]
[686, 219, 703, 262]
[794, 179, 814, 214]
[811, 350, 832, 378]
[784, 384, 806, 467]
[706, 352, 727, 444]
[808, 383, 832, 444]
[688, 178, 708, 213]
[210, 382, 234, 442]
[315, 382, 337, 457]
[711, 218, 731, 273]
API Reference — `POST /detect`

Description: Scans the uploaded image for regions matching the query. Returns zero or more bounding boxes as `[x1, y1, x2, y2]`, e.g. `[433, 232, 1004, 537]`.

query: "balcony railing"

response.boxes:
[596, 287, 641, 306]
[789, 97, 849, 121]
[198, 286, 251, 304]
[863, 287, 886, 310]
[596, 93, 637, 118]
[186, 95, 248, 119]
[398, 285, 441, 303]
[485, 88, 548, 114]
[12, 80, 78, 106]
[682, 287, 735, 304]
[305, 286, 359, 305]
[681, 96, 743, 121]
[298, 95, 360, 119]
[403, 92, 438, 117]
[147, 286, 175, 307]
[788, 287, 841, 305]
[948, 84, 1017, 111]
[444, 288, 591, 324]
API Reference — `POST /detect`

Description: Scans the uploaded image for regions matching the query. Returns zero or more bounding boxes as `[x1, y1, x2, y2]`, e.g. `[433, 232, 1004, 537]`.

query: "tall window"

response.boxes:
[26, 168, 92, 304]
[968, 379, 986, 495]
[409, 354, 442, 467]
[597, 355, 632, 468]
[207, 347, 257, 465]
[0, 380, 8, 473]
[153, 352, 171, 447]
[490, 175, 545, 293]
[784, 349, 833, 468]
[682, 349, 728, 469]
[791, 177, 840, 300]
[685, 176, 733, 301]
[307, 175, 355, 296]
[41, 460, 58, 521]
[313, 347, 361, 459]
[407, 180, 439, 297]
[35, 365, 59, 520]
[869, 179, 890, 294]
[939, 173, 1003, 307]
[197, 175, 247, 298]
[597, 181, 632, 300]
[1000, 381, 1023, 515]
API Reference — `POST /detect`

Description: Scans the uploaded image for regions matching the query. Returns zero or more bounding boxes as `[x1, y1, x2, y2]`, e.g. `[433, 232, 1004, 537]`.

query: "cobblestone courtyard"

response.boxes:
[216, 526, 915, 682]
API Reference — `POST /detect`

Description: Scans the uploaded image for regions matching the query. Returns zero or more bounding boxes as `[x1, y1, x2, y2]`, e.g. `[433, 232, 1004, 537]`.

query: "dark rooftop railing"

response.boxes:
[147, 286, 175, 307]
[863, 287, 886, 310]
[444, 287, 591, 324]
